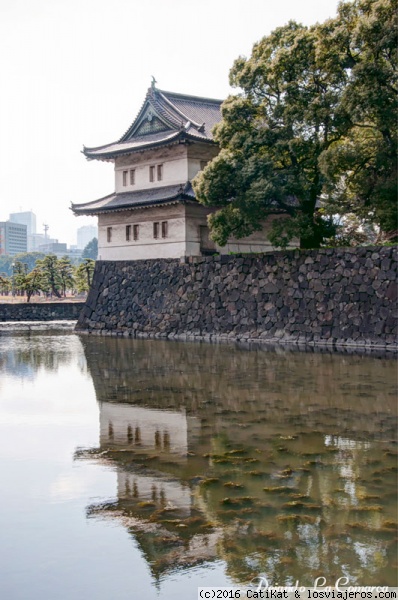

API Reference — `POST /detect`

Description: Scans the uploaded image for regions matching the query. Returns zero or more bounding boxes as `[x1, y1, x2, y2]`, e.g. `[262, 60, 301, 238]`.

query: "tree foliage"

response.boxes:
[35, 255, 63, 298]
[74, 259, 95, 293]
[57, 257, 75, 297]
[82, 237, 98, 260]
[0, 253, 96, 300]
[0, 252, 46, 277]
[12, 261, 28, 284]
[22, 268, 45, 302]
[319, 0, 397, 241]
[193, 0, 397, 248]
[0, 256, 13, 277]
[0, 274, 10, 294]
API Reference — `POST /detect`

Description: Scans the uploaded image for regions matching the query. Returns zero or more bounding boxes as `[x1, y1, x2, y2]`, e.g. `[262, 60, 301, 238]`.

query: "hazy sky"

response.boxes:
[0, 0, 341, 246]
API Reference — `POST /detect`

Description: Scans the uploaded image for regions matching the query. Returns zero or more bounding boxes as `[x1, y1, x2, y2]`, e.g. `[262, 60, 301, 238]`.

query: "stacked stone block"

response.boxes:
[77, 246, 397, 348]
[0, 302, 85, 322]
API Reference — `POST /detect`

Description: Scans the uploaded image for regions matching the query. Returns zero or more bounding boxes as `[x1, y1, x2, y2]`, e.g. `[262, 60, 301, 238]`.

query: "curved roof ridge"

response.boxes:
[118, 88, 178, 142]
[149, 93, 184, 129]
[116, 92, 149, 143]
[83, 85, 222, 160]
[159, 89, 223, 105]
[158, 90, 202, 129]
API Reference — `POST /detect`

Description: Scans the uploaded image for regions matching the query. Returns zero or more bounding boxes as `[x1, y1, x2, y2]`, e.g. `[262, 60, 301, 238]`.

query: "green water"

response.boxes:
[0, 332, 396, 599]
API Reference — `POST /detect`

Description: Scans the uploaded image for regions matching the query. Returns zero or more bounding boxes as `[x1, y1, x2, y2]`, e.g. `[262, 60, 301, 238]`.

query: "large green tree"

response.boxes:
[193, 0, 397, 248]
[319, 0, 397, 241]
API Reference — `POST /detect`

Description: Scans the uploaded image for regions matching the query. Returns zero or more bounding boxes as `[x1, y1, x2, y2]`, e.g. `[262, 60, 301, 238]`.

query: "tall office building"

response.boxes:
[9, 211, 37, 251]
[77, 225, 97, 250]
[0, 222, 28, 256]
[9, 211, 36, 236]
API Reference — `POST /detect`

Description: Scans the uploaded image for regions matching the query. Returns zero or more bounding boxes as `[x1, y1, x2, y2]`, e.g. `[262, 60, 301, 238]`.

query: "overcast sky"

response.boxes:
[0, 0, 341, 247]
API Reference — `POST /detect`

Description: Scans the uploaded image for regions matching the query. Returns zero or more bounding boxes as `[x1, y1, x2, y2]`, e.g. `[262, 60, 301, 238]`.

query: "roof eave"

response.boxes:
[83, 131, 216, 161]
[72, 196, 197, 216]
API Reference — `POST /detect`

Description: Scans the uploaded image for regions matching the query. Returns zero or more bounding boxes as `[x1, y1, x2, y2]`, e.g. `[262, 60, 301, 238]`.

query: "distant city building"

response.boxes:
[0, 221, 27, 256]
[30, 233, 59, 253]
[29, 233, 45, 252]
[77, 225, 98, 250]
[6, 212, 78, 258]
[37, 242, 67, 255]
[9, 211, 37, 252]
[9, 211, 37, 236]
[67, 247, 83, 261]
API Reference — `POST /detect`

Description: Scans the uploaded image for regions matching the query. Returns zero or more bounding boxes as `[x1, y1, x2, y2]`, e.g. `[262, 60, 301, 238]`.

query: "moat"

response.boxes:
[0, 330, 396, 599]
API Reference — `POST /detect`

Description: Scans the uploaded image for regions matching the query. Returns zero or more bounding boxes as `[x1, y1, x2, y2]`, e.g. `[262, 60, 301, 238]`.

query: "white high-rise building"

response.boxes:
[0, 221, 27, 256]
[9, 211, 37, 252]
[9, 211, 36, 236]
[77, 225, 97, 250]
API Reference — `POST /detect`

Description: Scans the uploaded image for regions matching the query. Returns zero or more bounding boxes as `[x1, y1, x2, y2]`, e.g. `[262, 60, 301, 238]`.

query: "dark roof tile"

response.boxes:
[72, 182, 196, 215]
[83, 87, 222, 160]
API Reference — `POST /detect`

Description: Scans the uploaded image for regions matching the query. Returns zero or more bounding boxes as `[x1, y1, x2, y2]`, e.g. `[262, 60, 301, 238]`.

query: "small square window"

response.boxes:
[157, 164, 163, 181]
[107, 227, 112, 243]
[130, 169, 135, 185]
[153, 222, 159, 239]
[126, 225, 131, 241]
[149, 166, 155, 182]
[133, 224, 139, 241]
[122, 171, 128, 186]
[161, 221, 168, 238]
[200, 160, 208, 170]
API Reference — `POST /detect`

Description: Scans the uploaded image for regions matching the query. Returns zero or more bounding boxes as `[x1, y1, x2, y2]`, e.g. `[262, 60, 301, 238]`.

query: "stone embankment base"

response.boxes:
[76, 246, 397, 350]
[0, 302, 84, 322]
[77, 328, 396, 352]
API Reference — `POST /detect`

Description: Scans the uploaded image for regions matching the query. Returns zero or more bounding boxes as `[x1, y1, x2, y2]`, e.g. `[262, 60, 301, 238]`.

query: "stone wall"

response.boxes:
[76, 246, 397, 348]
[0, 302, 85, 322]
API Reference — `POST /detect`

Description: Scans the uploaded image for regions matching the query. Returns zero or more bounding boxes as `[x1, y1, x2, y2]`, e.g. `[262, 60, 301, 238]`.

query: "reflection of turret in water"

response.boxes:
[78, 399, 221, 577]
[77, 336, 397, 585]
[81, 421, 397, 584]
[100, 402, 201, 460]
[117, 470, 191, 512]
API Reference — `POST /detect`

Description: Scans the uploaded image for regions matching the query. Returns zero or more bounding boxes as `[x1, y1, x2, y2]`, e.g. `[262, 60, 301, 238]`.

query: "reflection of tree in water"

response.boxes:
[0, 333, 85, 381]
[197, 434, 397, 585]
[77, 336, 397, 585]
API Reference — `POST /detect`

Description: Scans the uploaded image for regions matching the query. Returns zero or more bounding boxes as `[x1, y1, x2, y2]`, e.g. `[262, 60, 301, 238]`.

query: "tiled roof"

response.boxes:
[71, 182, 196, 215]
[84, 131, 182, 160]
[83, 87, 222, 161]
[162, 91, 222, 138]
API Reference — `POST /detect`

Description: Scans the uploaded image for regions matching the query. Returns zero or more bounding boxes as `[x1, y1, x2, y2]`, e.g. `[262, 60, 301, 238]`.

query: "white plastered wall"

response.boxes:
[184, 203, 211, 256]
[98, 204, 297, 260]
[184, 205, 295, 255]
[97, 204, 187, 260]
[220, 215, 290, 253]
[115, 145, 188, 193]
